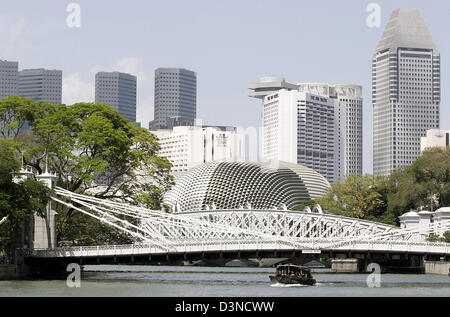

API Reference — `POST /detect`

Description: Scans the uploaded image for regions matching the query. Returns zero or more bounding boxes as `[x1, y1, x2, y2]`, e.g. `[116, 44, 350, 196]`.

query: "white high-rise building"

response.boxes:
[373, 8, 440, 176]
[0, 60, 18, 100]
[298, 83, 363, 176]
[19, 68, 62, 105]
[154, 126, 245, 177]
[421, 129, 450, 153]
[249, 78, 363, 181]
[262, 89, 342, 183]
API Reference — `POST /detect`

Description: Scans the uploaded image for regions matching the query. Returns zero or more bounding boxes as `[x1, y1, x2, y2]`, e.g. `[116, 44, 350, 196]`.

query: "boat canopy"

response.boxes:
[276, 264, 310, 273]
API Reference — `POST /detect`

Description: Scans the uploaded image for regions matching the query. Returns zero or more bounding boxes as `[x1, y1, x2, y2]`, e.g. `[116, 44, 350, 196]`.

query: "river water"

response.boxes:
[0, 265, 449, 297]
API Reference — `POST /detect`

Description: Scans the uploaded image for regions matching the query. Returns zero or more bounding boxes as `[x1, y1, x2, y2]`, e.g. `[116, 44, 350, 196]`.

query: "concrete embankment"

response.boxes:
[424, 261, 450, 276]
[0, 265, 19, 280]
[331, 259, 359, 272]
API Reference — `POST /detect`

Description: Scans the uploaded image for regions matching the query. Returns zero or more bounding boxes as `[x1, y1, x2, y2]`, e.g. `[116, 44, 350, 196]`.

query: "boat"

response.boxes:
[269, 264, 316, 286]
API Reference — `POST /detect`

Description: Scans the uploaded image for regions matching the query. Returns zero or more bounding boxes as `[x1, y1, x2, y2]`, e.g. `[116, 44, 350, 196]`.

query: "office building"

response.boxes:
[149, 68, 197, 131]
[372, 8, 440, 176]
[0, 60, 18, 100]
[421, 129, 450, 152]
[95, 72, 137, 123]
[154, 125, 245, 177]
[298, 83, 363, 176]
[262, 89, 341, 183]
[19, 68, 62, 105]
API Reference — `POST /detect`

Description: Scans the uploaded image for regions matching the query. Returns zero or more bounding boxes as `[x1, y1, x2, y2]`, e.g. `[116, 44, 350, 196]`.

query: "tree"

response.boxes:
[0, 97, 174, 246]
[426, 233, 440, 243]
[426, 231, 450, 243]
[315, 175, 392, 224]
[387, 147, 450, 219]
[443, 231, 450, 243]
[0, 139, 52, 257]
[292, 200, 317, 212]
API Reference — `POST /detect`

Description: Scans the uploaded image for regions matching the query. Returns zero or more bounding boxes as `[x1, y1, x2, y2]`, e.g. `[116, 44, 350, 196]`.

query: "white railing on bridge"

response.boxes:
[42, 187, 450, 259]
[31, 239, 450, 258]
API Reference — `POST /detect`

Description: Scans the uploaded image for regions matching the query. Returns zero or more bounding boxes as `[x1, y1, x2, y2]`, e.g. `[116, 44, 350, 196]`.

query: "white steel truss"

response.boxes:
[0, 216, 7, 226]
[51, 187, 450, 252]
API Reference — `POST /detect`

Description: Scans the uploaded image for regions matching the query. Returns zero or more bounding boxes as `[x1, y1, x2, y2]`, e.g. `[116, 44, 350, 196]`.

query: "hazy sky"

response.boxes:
[1, 0, 448, 174]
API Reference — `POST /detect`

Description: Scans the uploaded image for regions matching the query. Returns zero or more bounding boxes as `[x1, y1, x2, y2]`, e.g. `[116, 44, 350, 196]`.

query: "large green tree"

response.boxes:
[0, 139, 52, 257]
[0, 96, 173, 246]
[387, 147, 450, 219]
[312, 175, 393, 224]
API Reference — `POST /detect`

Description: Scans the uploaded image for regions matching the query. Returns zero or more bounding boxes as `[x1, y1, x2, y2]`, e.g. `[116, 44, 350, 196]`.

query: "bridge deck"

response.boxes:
[30, 239, 450, 258]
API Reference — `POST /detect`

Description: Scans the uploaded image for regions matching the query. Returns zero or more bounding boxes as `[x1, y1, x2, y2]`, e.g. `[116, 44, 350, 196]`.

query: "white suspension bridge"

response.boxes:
[29, 187, 450, 261]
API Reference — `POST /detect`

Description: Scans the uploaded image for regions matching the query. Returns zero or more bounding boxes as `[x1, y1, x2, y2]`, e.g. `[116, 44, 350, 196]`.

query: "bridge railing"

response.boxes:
[30, 239, 450, 258]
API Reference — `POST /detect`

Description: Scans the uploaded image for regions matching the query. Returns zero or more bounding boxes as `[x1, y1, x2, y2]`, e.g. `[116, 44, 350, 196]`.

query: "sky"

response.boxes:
[1, 0, 449, 174]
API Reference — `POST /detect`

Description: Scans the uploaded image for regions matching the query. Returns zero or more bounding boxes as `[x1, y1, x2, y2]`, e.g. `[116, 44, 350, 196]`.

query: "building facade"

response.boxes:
[421, 129, 450, 152]
[18, 68, 62, 105]
[154, 125, 245, 176]
[372, 8, 440, 176]
[149, 68, 197, 131]
[262, 89, 340, 183]
[0, 60, 18, 100]
[95, 72, 137, 123]
[298, 83, 363, 176]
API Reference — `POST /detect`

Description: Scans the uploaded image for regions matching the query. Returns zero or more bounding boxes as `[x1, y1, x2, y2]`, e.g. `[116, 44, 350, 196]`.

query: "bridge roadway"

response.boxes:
[30, 239, 450, 259]
[21, 188, 450, 276]
[23, 238, 449, 277]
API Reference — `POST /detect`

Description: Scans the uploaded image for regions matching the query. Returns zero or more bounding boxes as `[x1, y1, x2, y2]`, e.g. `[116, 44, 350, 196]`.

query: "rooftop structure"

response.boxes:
[163, 160, 330, 212]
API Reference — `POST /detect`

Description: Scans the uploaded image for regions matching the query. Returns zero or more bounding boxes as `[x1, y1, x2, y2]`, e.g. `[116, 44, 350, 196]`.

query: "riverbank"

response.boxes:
[0, 265, 18, 280]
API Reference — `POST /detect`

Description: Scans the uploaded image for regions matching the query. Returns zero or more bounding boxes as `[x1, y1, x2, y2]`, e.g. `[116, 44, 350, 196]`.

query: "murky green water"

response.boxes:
[0, 265, 449, 297]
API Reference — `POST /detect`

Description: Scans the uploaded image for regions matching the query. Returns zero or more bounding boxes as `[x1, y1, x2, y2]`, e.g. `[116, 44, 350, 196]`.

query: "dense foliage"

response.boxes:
[297, 147, 450, 228]
[0, 139, 52, 256]
[0, 96, 173, 247]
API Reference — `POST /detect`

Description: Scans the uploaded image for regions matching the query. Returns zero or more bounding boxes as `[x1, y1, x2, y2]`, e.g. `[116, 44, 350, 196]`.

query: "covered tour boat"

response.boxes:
[269, 264, 316, 286]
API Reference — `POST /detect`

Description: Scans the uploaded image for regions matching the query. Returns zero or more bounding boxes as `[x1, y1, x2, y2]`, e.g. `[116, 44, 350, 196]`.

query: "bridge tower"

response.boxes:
[34, 170, 58, 250]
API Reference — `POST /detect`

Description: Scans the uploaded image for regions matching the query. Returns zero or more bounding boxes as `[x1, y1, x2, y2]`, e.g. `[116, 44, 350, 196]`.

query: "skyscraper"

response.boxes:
[0, 60, 18, 100]
[298, 83, 363, 176]
[149, 68, 197, 131]
[19, 69, 62, 105]
[249, 78, 363, 182]
[262, 89, 341, 183]
[372, 8, 440, 176]
[95, 72, 137, 123]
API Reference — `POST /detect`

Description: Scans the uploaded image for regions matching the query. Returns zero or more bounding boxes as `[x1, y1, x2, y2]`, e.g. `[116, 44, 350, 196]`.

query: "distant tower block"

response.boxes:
[149, 68, 197, 131]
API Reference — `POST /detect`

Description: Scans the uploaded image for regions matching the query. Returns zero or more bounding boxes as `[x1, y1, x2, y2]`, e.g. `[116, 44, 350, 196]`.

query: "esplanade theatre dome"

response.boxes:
[164, 161, 330, 212]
